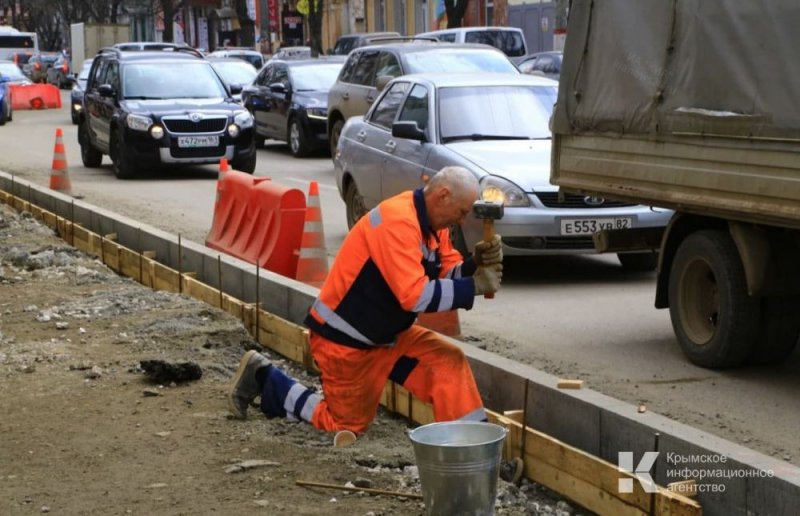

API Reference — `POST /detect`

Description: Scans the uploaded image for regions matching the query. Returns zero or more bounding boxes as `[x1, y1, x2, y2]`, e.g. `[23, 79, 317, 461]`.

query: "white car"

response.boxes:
[333, 73, 672, 269]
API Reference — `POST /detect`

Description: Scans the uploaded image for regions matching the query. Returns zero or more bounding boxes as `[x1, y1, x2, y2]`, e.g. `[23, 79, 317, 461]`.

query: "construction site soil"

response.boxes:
[0, 204, 583, 515]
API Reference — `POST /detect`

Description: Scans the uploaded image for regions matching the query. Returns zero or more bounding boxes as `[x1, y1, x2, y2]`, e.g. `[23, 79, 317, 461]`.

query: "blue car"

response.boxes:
[0, 60, 30, 125]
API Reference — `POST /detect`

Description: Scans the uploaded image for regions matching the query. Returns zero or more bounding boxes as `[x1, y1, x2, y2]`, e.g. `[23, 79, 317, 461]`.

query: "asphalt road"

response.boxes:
[2, 91, 798, 466]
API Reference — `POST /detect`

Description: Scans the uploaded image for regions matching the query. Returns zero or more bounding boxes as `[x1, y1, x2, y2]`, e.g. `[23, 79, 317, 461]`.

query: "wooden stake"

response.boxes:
[557, 379, 583, 390]
[178, 234, 183, 294]
[295, 479, 422, 500]
[217, 255, 223, 309]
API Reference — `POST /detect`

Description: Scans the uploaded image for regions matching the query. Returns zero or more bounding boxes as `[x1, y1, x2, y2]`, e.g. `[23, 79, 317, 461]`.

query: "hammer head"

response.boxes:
[472, 200, 504, 220]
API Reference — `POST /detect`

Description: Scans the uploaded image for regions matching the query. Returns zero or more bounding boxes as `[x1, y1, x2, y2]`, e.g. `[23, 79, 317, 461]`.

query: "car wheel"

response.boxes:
[110, 130, 136, 179]
[747, 297, 800, 365]
[330, 118, 344, 159]
[288, 119, 309, 158]
[254, 134, 265, 148]
[344, 179, 368, 229]
[0, 101, 7, 126]
[668, 230, 760, 368]
[79, 121, 103, 167]
[231, 151, 256, 174]
[449, 224, 469, 256]
[71, 108, 79, 125]
[617, 251, 658, 271]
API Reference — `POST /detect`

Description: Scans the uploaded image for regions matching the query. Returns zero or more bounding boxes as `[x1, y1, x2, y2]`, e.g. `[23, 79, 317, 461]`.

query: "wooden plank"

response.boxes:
[152, 261, 179, 293]
[102, 238, 120, 271]
[503, 409, 524, 424]
[119, 247, 140, 279]
[531, 459, 647, 516]
[184, 275, 219, 307]
[656, 487, 702, 516]
[557, 379, 584, 389]
[667, 480, 697, 498]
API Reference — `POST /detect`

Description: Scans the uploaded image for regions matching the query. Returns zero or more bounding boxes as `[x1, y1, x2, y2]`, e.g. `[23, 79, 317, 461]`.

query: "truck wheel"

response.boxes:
[79, 121, 102, 168]
[748, 297, 800, 365]
[618, 252, 657, 271]
[668, 230, 760, 368]
[344, 180, 367, 229]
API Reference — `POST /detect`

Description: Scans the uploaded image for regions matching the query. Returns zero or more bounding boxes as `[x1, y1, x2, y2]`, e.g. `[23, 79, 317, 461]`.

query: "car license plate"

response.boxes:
[177, 135, 219, 148]
[560, 217, 632, 235]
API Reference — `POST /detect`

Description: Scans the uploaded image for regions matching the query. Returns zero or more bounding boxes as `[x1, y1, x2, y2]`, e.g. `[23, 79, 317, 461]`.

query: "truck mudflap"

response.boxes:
[9, 84, 62, 110]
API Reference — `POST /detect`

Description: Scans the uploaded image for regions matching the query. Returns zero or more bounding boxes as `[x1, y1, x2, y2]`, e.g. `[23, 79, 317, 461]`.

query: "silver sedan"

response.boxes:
[333, 73, 672, 269]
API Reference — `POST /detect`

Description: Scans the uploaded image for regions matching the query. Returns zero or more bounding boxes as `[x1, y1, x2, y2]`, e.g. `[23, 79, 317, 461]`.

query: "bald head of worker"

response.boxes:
[424, 166, 479, 230]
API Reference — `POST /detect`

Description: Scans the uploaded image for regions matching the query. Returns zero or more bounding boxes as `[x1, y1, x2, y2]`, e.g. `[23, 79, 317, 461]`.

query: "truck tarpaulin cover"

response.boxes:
[555, 0, 800, 140]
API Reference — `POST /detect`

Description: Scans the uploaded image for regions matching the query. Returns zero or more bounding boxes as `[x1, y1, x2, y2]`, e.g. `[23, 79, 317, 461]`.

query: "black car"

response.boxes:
[241, 57, 344, 157]
[70, 58, 93, 124]
[78, 47, 256, 178]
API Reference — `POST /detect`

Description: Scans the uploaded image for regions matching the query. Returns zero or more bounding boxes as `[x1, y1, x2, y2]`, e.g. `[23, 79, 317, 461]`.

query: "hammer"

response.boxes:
[472, 200, 504, 299]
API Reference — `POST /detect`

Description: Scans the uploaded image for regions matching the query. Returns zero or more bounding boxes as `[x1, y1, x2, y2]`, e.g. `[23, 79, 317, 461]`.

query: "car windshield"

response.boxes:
[123, 62, 228, 99]
[0, 62, 26, 80]
[211, 61, 257, 85]
[232, 54, 262, 68]
[404, 50, 518, 74]
[290, 63, 343, 91]
[438, 84, 557, 142]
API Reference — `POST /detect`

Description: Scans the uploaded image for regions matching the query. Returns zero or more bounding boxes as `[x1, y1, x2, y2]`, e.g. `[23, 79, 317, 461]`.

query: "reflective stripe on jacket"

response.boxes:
[305, 188, 477, 348]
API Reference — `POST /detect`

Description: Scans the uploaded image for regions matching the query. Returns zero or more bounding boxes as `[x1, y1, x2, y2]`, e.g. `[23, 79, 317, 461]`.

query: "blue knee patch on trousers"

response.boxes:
[260, 366, 295, 418]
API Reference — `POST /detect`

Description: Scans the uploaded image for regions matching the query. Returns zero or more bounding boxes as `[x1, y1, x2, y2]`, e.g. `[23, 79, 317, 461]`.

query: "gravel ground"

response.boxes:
[0, 202, 591, 515]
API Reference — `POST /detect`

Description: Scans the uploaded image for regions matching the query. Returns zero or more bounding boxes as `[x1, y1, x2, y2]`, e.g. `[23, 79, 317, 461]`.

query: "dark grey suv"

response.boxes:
[78, 47, 256, 179]
[326, 41, 519, 157]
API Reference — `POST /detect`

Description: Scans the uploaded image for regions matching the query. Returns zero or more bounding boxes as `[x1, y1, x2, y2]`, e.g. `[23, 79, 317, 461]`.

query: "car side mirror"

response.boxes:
[98, 84, 115, 97]
[376, 75, 392, 92]
[229, 83, 243, 94]
[392, 121, 426, 142]
[269, 82, 287, 94]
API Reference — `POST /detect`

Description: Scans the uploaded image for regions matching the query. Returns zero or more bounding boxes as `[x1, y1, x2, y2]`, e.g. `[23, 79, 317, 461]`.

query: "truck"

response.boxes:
[69, 23, 129, 73]
[550, 0, 800, 368]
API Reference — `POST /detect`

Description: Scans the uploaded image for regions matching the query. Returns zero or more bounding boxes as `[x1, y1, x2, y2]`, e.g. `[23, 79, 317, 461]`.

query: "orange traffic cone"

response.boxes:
[295, 181, 329, 287]
[417, 311, 462, 339]
[49, 128, 73, 196]
[219, 157, 229, 174]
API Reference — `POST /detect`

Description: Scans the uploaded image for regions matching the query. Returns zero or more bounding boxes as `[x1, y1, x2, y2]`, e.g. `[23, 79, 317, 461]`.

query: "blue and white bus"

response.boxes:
[0, 25, 39, 63]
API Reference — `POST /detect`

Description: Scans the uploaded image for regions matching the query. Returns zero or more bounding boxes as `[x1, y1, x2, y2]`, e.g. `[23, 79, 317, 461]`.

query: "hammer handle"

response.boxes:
[482, 219, 495, 299]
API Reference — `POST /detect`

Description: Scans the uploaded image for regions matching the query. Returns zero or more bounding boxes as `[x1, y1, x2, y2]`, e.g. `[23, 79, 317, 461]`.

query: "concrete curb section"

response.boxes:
[2, 172, 798, 515]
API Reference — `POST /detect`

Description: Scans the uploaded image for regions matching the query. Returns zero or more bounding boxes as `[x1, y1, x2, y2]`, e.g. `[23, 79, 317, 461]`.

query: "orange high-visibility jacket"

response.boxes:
[305, 189, 478, 348]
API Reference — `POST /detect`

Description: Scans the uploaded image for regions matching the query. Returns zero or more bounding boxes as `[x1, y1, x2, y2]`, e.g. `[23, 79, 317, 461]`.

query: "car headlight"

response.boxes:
[126, 114, 153, 131]
[233, 110, 253, 129]
[150, 125, 164, 139]
[227, 124, 240, 137]
[480, 175, 530, 207]
[306, 107, 327, 120]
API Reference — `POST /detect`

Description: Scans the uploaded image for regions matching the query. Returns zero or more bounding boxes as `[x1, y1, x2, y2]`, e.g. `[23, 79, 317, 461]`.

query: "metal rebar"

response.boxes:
[521, 378, 530, 462]
[218, 255, 223, 310]
[295, 479, 422, 500]
[70, 199, 75, 246]
[138, 227, 143, 284]
[649, 432, 661, 516]
[178, 234, 183, 294]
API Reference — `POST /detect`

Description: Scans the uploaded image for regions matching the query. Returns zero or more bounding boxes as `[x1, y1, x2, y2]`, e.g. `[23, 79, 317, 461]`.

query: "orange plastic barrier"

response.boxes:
[206, 169, 306, 278]
[9, 83, 62, 110]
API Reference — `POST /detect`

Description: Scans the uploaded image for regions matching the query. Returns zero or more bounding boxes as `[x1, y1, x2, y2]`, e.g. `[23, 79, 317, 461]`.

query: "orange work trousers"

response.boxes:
[309, 324, 484, 434]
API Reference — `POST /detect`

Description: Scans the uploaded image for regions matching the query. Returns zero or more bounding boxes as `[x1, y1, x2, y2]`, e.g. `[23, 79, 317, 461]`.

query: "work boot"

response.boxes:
[228, 350, 271, 419]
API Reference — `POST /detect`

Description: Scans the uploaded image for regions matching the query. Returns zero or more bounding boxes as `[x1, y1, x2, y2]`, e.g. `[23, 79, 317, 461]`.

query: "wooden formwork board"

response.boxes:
[488, 411, 701, 516]
[0, 191, 703, 516]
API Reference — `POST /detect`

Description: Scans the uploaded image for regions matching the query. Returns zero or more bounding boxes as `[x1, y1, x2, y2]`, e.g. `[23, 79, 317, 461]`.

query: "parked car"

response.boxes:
[11, 51, 33, 68]
[333, 73, 671, 268]
[416, 27, 528, 64]
[78, 47, 256, 179]
[0, 59, 32, 125]
[113, 42, 196, 52]
[270, 46, 312, 61]
[46, 53, 71, 88]
[207, 48, 264, 69]
[517, 51, 562, 80]
[70, 58, 93, 124]
[23, 52, 59, 83]
[329, 32, 402, 56]
[242, 57, 345, 157]
[207, 57, 258, 103]
[327, 41, 520, 157]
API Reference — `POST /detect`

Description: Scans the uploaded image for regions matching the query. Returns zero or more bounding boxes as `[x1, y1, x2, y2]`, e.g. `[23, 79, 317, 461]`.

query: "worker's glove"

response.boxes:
[474, 234, 503, 266]
[473, 264, 503, 296]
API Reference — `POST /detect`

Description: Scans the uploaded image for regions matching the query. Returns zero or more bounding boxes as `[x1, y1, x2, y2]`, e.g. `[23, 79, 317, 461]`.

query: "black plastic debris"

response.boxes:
[140, 360, 202, 384]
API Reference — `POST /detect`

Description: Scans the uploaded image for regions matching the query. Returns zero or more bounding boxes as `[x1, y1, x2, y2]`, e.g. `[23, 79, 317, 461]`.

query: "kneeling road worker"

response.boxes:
[228, 166, 503, 436]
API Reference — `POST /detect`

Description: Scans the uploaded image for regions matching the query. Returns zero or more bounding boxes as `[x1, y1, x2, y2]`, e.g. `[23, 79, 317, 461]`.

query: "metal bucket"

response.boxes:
[408, 421, 507, 516]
